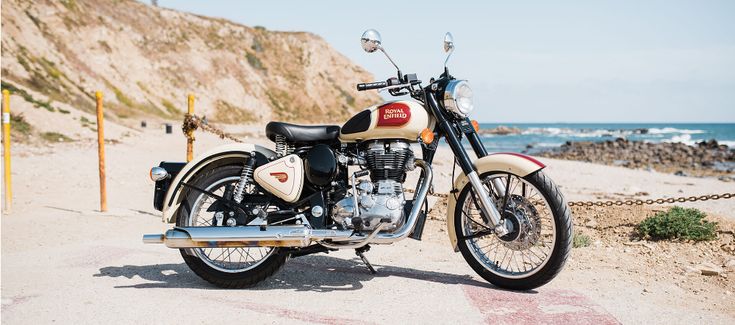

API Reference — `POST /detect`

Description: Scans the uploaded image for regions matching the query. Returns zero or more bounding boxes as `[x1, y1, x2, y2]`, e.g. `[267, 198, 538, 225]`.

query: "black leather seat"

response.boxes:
[265, 121, 340, 143]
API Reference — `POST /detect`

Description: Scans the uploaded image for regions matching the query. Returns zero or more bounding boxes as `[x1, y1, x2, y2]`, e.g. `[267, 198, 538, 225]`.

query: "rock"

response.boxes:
[697, 139, 719, 149]
[480, 125, 522, 135]
[624, 241, 654, 250]
[698, 262, 723, 276]
[725, 259, 735, 271]
[585, 219, 598, 228]
[683, 265, 700, 276]
[537, 138, 735, 177]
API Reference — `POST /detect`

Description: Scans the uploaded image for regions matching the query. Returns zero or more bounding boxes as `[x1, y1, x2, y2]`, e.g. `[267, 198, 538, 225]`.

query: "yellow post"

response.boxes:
[96, 91, 107, 212]
[186, 94, 194, 162]
[2, 90, 12, 214]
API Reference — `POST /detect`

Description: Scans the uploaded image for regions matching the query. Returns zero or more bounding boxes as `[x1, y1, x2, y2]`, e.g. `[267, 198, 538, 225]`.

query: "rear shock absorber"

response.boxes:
[232, 153, 256, 203]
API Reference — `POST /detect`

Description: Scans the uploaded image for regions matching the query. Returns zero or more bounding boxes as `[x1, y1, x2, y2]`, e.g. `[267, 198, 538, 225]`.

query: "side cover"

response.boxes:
[161, 143, 276, 223]
[254, 154, 304, 203]
[446, 153, 546, 252]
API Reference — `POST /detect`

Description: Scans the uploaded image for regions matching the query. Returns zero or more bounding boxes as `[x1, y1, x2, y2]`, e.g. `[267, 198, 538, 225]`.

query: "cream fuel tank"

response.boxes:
[339, 100, 434, 142]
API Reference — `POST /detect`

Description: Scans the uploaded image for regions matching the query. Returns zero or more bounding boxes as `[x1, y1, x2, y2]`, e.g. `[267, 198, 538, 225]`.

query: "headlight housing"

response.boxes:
[443, 80, 474, 117]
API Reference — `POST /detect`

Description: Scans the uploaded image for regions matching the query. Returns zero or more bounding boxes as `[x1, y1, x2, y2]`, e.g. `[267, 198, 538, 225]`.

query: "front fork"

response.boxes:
[425, 94, 509, 236]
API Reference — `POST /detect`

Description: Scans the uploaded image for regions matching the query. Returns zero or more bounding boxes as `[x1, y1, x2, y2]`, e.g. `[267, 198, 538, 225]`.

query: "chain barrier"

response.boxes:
[567, 193, 734, 207]
[407, 189, 734, 207]
[181, 116, 734, 208]
[183, 114, 243, 143]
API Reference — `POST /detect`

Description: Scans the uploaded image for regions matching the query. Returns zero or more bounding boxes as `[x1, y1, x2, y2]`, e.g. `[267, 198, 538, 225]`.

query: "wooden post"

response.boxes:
[96, 91, 107, 212]
[186, 94, 194, 162]
[2, 89, 12, 214]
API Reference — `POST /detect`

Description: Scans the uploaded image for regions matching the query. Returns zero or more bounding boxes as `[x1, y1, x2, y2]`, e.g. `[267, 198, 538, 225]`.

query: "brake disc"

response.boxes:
[499, 195, 542, 251]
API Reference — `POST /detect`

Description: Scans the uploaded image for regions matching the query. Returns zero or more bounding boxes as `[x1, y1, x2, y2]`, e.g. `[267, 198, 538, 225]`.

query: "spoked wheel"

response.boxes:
[454, 170, 572, 290]
[177, 165, 288, 288]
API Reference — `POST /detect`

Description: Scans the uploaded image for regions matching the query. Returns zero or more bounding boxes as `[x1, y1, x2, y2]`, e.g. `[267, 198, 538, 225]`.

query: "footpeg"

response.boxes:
[355, 245, 377, 274]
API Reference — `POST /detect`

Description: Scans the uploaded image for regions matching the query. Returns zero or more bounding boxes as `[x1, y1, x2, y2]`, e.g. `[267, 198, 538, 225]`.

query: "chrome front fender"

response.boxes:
[161, 143, 276, 223]
[446, 153, 546, 251]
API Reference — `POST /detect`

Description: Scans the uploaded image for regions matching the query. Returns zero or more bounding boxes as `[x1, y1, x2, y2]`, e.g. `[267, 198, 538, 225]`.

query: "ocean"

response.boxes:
[473, 123, 735, 153]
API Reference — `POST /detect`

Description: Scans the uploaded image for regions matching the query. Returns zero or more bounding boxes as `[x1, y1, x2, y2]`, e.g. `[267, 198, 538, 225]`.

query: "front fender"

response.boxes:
[161, 143, 276, 223]
[446, 153, 545, 251]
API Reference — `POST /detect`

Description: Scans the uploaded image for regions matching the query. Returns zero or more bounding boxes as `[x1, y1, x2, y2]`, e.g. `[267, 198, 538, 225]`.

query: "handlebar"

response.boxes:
[356, 81, 387, 91]
[357, 74, 421, 93]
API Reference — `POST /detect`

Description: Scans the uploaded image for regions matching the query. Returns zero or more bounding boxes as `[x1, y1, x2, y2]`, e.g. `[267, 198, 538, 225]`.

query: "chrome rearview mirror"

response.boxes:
[361, 29, 382, 53]
[360, 29, 401, 74]
[443, 32, 454, 53]
[443, 32, 455, 68]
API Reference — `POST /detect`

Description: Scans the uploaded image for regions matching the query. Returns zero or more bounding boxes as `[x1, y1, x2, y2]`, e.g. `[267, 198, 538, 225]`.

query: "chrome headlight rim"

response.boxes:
[442, 80, 474, 117]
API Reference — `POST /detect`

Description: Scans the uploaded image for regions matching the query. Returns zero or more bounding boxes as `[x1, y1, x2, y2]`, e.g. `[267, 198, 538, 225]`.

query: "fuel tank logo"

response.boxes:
[377, 103, 411, 127]
[270, 172, 289, 183]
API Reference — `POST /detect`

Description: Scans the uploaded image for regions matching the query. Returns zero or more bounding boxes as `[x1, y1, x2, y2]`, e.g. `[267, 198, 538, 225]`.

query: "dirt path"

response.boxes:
[2, 128, 734, 324]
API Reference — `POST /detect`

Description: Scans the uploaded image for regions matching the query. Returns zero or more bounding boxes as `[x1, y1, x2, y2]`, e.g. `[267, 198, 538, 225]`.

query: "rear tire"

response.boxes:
[177, 165, 288, 288]
[454, 170, 572, 290]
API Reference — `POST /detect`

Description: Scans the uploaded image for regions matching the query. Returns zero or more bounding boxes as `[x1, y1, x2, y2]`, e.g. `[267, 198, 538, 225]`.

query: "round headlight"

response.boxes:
[443, 80, 474, 117]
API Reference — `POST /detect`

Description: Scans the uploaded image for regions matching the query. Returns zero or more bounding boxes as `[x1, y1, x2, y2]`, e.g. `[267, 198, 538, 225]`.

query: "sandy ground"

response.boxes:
[2, 125, 734, 324]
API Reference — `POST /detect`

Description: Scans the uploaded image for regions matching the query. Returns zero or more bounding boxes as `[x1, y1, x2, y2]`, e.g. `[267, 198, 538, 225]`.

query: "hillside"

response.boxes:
[0, 0, 380, 141]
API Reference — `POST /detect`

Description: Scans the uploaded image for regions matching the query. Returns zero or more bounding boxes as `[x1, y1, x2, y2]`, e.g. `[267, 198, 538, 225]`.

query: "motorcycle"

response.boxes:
[143, 30, 572, 290]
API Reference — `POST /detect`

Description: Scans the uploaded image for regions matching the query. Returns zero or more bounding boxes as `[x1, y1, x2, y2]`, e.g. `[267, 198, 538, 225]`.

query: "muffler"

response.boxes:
[143, 225, 313, 248]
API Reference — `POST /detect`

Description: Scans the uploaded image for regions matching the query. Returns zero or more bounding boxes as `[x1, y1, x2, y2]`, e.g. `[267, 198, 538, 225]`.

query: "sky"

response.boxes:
[155, 1, 735, 123]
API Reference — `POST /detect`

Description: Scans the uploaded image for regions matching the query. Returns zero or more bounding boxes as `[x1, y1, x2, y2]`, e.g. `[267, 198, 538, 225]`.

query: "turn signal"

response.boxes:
[420, 128, 435, 144]
[150, 167, 169, 181]
[471, 120, 480, 132]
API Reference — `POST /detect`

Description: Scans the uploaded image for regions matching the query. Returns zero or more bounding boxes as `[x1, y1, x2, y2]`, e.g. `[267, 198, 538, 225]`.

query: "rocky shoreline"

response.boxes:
[537, 138, 735, 179]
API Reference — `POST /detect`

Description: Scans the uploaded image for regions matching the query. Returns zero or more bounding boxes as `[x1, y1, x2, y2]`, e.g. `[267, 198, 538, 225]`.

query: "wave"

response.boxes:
[647, 127, 705, 135]
[531, 142, 565, 148]
[663, 134, 696, 146]
[522, 127, 639, 138]
[519, 126, 708, 139]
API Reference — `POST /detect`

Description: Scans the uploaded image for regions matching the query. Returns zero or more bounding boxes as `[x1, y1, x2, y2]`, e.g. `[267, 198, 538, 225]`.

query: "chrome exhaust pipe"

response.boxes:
[143, 225, 312, 248]
[142, 160, 433, 249]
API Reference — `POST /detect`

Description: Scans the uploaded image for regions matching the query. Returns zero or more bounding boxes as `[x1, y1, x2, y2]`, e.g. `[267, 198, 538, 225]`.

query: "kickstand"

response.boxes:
[355, 245, 376, 274]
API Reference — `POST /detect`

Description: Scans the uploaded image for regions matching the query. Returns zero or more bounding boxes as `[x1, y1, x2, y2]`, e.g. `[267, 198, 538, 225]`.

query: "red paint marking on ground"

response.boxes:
[463, 285, 619, 325]
[210, 296, 374, 325]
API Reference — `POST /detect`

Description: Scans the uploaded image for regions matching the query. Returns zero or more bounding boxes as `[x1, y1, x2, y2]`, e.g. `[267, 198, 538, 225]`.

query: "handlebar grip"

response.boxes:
[357, 81, 387, 91]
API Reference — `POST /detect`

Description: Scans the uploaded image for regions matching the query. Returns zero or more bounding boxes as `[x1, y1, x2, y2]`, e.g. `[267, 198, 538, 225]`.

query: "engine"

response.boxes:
[332, 141, 414, 231]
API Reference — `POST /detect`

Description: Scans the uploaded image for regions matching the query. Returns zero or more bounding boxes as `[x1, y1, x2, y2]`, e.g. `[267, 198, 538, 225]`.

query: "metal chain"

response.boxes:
[407, 188, 734, 207]
[183, 114, 243, 143]
[567, 192, 735, 207]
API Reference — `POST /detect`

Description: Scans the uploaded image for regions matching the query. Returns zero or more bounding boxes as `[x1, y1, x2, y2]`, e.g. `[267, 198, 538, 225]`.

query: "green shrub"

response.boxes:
[573, 232, 591, 248]
[10, 113, 32, 136]
[41, 131, 73, 143]
[161, 99, 179, 115]
[246, 52, 265, 71]
[112, 87, 134, 107]
[637, 207, 717, 241]
[2, 81, 56, 112]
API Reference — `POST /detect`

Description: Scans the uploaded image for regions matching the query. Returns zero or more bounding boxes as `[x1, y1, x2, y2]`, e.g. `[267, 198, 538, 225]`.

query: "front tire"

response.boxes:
[454, 170, 572, 290]
[177, 164, 288, 288]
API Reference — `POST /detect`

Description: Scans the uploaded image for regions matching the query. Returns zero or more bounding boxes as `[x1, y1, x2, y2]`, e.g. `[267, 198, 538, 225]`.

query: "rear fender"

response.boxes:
[446, 153, 546, 251]
[162, 143, 276, 223]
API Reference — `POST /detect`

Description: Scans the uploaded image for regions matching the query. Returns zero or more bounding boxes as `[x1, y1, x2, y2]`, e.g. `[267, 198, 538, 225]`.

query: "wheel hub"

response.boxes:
[498, 195, 542, 250]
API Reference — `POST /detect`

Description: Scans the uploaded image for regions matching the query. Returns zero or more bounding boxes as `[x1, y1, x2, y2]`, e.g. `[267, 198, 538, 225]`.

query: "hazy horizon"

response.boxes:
[153, 1, 735, 124]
